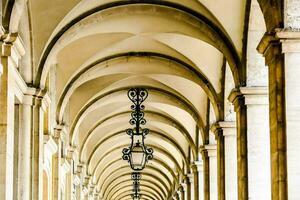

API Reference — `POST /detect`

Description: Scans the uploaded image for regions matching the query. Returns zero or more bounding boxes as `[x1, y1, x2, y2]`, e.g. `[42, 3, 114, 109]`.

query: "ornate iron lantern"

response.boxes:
[122, 88, 153, 171]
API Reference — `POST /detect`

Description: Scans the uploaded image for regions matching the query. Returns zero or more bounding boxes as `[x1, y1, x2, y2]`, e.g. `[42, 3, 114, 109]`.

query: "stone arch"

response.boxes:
[36, 1, 242, 88]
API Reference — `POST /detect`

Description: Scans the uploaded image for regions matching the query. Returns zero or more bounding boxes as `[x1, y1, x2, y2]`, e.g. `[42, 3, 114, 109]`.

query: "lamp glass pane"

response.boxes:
[131, 144, 146, 169]
[132, 151, 145, 165]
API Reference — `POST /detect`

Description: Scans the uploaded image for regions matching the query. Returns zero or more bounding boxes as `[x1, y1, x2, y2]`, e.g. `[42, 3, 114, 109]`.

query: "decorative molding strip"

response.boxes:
[211, 121, 236, 137]
[228, 87, 268, 106]
[240, 87, 268, 105]
[204, 144, 217, 157]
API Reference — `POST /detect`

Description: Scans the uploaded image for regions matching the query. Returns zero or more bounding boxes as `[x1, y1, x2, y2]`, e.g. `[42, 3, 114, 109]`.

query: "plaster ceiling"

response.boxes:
[25, 0, 247, 198]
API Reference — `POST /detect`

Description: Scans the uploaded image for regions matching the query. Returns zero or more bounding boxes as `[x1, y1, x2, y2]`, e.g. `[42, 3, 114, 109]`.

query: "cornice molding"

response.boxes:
[240, 86, 268, 105]
[258, 29, 300, 55]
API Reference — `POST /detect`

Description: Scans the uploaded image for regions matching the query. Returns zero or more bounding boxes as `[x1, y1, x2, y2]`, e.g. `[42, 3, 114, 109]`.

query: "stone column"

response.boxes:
[82, 185, 89, 200]
[0, 32, 17, 200]
[220, 122, 237, 200]
[53, 126, 64, 200]
[73, 173, 81, 200]
[211, 124, 225, 200]
[282, 33, 300, 200]
[61, 158, 71, 200]
[76, 164, 86, 200]
[31, 91, 49, 200]
[180, 183, 186, 200]
[206, 145, 217, 200]
[44, 135, 58, 200]
[187, 173, 194, 200]
[67, 147, 76, 200]
[17, 92, 35, 200]
[184, 175, 191, 200]
[240, 87, 271, 200]
[191, 161, 203, 200]
[200, 148, 209, 200]
[0, 32, 27, 200]
[198, 163, 204, 200]
[257, 31, 286, 200]
[258, 30, 300, 200]
[228, 89, 248, 200]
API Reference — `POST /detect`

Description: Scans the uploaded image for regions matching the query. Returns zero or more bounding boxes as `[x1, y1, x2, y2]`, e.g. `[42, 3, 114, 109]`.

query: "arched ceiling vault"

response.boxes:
[112, 185, 162, 200]
[87, 130, 187, 166]
[92, 146, 182, 187]
[81, 111, 194, 162]
[88, 132, 186, 182]
[3, 0, 283, 199]
[104, 172, 169, 199]
[106, 179, 166, 199]
[99, 166, 173, 197]
[89, 142, 183, 180]
[106, 176, 167, 198]
[14, 0, 256, 199]
[97, 154, 177, 189]
[35, 1, 242, 87]
[109, 183, 164, 200]
[69, 85, 206, 146]
[48, 2, 240, 199]
[57, 54, 220, 123]
[116, 192, 155, 200]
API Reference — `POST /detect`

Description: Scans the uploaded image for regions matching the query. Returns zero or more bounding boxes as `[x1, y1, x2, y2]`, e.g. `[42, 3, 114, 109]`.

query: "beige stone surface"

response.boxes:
[1, 1, 300, 200]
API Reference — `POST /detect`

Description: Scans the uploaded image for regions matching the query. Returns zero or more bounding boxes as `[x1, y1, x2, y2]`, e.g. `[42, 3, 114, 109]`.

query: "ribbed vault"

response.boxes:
[5, 0, 300, 199]
[21, 0, 248, 199]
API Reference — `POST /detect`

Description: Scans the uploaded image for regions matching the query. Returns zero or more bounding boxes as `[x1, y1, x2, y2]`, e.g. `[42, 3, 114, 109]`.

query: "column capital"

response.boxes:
[40, 92, 51, 111]
[0, 32, 25, 73]
[180, 182, 187, 191]
[228, 86, 266, 109]
[88, 183, 96, 193]
[257, 29, 300, 64]
[0, 32, 18, 43]
[31, 89, 51, 111]
[240, 86, 268, 105]
[83, 174, 92, 186]
[186, 173, 194, 183]
[200, 145, 217, 157]
[219, 121, 236, 136]
[191, 160, 203, 172]
[257, 31, 279, 58]
[211, 122, 223, 140]
[53, 124, 68, 140]
[182, 175, 189, 184]
[0, 32, 18, 56]
[204, 144, 217, 157]
[76, 162, 86, 174]
[0, 31, 18, 76]
[21, 87, 36, 105]
[199, 145, 208, 159]
[228, 88, 245, 112]
[61, 158, 71, 175]
[276, 29, 300, 53]
[73, 173, 81, 186]
[20, 87, 48, 106]
[44, 135, 58, 155]
[66, 145, 77, 160]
